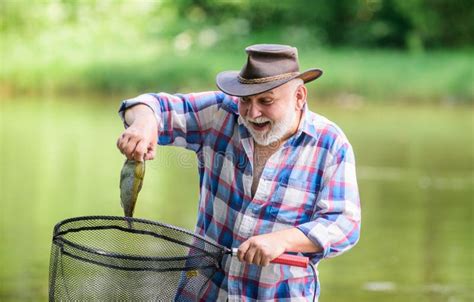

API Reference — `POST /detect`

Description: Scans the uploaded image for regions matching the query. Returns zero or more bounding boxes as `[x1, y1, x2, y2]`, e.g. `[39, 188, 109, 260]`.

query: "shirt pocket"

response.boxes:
[269, 178, 319, 225]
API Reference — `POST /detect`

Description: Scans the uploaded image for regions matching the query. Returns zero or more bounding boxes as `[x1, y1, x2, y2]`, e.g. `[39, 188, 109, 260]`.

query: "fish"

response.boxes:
[120, 159, 145, 223]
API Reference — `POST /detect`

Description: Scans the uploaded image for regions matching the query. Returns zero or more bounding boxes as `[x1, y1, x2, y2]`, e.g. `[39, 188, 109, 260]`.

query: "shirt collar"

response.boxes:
[284, 104, 319, 146]
[298, 104, 319, 137]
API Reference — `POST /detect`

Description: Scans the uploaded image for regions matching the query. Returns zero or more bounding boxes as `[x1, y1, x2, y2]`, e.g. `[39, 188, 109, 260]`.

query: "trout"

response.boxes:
[119, 159, 145, 225]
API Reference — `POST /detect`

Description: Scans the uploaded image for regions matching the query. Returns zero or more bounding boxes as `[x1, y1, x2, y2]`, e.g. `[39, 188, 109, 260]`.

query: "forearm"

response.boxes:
[123, 104, 158, 127]
[275, 227, 322, 254]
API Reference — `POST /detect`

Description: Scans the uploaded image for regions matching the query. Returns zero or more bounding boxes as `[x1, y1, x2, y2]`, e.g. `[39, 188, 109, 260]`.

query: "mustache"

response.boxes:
[245, 116, 273, 124]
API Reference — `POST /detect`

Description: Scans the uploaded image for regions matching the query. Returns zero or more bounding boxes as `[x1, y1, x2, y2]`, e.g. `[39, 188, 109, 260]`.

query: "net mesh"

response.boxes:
[49, 216, 225, 301]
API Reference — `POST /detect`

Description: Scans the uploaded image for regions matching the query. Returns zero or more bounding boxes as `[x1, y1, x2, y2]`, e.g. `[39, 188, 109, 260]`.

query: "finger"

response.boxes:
[144, 150, 155, 160]
[144, 151, 153, 161]
[253, 251, 263, 266]
[237, 242, 249, 262]
[243, 246, 257, 264]
[260, 251, 271, 266]
[252, 249, 265, 265]
[133, 140, 148, 162]
[149, 140, 157, 152]
[144, 142, 156, 160]
[116, 137, 124, 154]
[255, 248, 272, 266]
[117, 133, 129, 154]
[123, 141, 139, 160]
[123, 133, 143, 159]
[118, 131, 136, 156]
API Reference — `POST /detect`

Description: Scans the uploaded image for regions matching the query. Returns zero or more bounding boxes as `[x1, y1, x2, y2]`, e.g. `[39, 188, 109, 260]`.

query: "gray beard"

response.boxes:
[242, 109, 297, 146]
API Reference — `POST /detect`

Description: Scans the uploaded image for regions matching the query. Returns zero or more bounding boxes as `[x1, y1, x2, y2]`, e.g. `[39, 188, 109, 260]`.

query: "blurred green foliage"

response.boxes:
[169, 0, 474, 50]
[0, 0, 473, 102]
[3, 0, 473, 49]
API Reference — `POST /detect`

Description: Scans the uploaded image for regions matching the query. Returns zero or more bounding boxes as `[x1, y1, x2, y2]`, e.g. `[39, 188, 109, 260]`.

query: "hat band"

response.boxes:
[238, 72, 299, 84]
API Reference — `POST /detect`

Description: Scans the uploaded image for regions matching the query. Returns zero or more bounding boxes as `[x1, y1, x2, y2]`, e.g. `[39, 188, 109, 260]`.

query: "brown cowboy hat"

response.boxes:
[216, 44, 323, 97]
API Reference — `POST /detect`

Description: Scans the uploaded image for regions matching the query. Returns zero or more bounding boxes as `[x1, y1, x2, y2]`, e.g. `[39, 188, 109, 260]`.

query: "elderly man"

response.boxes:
[117, 44, 361, 301]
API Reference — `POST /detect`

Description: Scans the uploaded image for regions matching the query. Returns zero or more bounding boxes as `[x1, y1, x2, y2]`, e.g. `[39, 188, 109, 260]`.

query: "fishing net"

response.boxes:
[49, 216, 225, 301]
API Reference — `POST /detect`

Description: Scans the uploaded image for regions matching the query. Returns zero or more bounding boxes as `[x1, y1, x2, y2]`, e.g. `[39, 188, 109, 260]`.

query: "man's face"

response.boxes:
[238, 80, 303, 146]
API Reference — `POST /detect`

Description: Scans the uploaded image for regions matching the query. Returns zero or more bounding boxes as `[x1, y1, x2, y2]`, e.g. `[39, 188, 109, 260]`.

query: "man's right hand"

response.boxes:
[116, 105, 158, 161]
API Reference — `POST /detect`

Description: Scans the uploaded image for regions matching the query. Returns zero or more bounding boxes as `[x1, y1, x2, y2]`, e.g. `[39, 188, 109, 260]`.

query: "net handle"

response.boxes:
[231, 248, 309, 268]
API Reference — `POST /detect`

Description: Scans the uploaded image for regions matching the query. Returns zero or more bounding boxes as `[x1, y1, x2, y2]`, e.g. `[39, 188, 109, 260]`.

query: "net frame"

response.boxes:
[49, 215, 229, 301]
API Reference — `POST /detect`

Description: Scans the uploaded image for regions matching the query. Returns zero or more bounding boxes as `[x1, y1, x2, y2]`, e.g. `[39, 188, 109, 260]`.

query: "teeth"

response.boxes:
[246, 117, 271, 128]
[248, 117, 271, 123]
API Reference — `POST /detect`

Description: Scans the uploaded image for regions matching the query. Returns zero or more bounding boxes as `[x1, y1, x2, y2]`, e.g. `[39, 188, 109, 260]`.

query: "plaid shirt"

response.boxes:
[119, 91, 361, 301]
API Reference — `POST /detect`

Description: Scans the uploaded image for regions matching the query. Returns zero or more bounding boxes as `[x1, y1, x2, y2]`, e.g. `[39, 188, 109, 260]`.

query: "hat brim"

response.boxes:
[216, 68, 323, 97]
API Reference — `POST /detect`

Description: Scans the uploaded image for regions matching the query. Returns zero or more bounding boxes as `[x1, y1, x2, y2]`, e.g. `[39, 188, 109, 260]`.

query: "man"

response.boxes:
[117, 44, 361, 301]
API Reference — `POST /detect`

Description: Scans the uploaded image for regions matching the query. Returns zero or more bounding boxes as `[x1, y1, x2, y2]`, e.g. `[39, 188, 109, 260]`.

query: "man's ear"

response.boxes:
[295, 84, 307, 110]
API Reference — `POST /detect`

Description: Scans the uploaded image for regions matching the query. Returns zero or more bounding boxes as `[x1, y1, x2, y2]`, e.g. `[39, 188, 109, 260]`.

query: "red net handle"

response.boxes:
[231, 248, 309, 268]
[270, 253, 309, 268]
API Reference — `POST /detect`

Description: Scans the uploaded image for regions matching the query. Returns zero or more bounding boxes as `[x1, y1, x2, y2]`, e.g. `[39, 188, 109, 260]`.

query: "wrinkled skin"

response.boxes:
[120, 159, 145, 218]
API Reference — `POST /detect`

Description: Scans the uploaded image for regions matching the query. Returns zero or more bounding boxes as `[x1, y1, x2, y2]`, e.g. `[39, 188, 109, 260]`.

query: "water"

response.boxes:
[0, 97, 472, 301]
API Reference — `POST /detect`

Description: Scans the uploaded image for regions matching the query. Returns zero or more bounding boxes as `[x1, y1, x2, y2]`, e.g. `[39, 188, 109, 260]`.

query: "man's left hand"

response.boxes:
[236, 228, 321, 266]
[237, 233, 287, 266]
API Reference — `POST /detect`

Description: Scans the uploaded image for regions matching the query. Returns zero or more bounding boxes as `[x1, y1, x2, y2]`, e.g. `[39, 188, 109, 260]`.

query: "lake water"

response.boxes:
[0, 97, 472, 301]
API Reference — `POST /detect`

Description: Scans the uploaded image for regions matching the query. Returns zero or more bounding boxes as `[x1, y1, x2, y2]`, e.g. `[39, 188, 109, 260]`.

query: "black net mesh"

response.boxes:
[49, 216, 225, 301]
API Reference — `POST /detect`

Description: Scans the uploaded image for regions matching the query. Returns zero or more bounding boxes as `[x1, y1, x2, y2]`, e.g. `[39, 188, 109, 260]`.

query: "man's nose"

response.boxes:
[247, 103, 261, 119]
